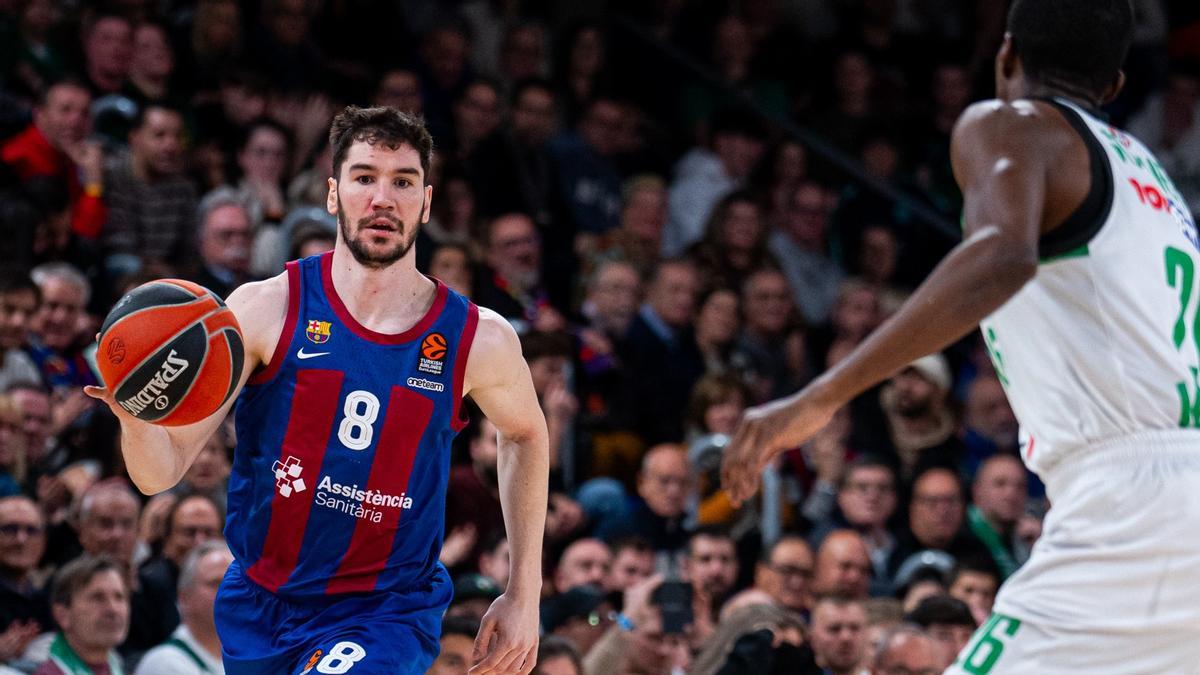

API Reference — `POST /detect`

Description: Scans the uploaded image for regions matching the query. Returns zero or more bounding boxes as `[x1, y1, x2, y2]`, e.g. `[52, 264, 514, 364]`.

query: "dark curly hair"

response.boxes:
[328, 106, 434, 182]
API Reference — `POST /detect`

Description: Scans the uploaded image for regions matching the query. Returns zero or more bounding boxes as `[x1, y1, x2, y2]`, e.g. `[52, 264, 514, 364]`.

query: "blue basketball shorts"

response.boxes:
[215, 560, 454, 675]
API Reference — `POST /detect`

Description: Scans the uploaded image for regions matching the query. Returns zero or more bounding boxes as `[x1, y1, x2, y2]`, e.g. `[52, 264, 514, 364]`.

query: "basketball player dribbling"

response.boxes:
[723, 1, 1200, 671]
[85, 107, 547, 675]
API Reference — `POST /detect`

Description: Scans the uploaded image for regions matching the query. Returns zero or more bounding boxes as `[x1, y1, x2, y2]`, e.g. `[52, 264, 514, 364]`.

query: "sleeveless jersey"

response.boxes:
[226, 252, 478, 599]
[980, 97, 1200, 477]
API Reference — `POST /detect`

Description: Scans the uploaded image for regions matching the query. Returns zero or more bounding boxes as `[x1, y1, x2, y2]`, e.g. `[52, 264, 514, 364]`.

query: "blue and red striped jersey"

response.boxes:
[226, 252, 478, 599]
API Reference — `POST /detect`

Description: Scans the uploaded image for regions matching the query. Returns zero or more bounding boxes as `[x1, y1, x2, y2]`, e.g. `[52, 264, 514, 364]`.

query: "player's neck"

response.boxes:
[330, 246, 436, 329]
[1020, 80, 1101, 111]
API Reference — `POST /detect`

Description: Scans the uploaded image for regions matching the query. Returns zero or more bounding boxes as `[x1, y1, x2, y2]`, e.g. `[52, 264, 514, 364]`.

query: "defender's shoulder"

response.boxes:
[953, 99, 1069, 149]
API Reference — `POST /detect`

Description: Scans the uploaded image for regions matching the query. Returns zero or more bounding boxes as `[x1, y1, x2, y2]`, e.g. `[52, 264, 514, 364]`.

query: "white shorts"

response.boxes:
[947, 430, 1200, 674]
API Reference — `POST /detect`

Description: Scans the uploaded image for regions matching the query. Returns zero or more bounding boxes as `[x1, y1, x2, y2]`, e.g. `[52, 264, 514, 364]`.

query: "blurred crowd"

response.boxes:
[1, 0, 1199, 674]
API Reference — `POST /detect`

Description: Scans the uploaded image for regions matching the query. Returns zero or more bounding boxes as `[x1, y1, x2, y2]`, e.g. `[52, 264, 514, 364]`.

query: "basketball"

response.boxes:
[97, 279, 244, 426]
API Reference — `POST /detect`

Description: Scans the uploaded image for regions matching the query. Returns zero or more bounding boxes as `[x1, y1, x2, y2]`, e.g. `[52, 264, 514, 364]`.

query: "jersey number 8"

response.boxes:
[337, 390, 380, 450]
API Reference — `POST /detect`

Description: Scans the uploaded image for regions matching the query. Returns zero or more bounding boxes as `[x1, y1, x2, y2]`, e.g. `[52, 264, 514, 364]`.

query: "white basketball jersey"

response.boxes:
[980, 97, 1200, 477]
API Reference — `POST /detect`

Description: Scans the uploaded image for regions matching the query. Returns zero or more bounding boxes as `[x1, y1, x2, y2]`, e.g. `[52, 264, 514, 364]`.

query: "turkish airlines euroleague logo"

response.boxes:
[417, 333, 447, 376]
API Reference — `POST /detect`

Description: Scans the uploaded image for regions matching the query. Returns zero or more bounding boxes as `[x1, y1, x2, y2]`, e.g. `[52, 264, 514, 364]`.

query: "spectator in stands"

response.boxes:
[553, 538, 611, 593]
[809, 595, 869, 675]
[905, 595, 976, 670]
[897, 468, 990, 566]
[876, 354, 964, 477]
[588, 174, 668, 279]
[445, 418, 504, 572]
[133, 541, 232, 675]
[190, 187, 255, 299]
[474, 213, 557, 327]
[446, 574, 500, 624]
[581, 260, 640, 342]
[814, 457, 898, 590]
[533, 636, 583, 675]
[102, 103, 197, 272]
[1, 80, 105, 239]
[893, 551, 954, 615]
[27, 263, 96, 389]
[686, 190, 775, 292]
[447, 78, 501, 162]
[497, 23, 547, 89]
[34, 555, 129, 675]
[539, 585, 613, 656]
[0, 496, 51, 660]
[683, 527, 738, 614]
[234, 119, 292, 275]
[373, 68, 424, 114]
[968, 455, 1033, 579]
[583, 575, 692, 675]
[871, 624, 941, 675]
[663, 112, 765, 257]
[755, 535, 814, 614]
[75, 481, 175, 659]
[0, 396, 24, 496]
[469, 79, 559, 226]
[733, 267, 805, 400]
[128, 21, 175, 101]
[622, 259, 704, 443]
[8, 383, 66, 506]
[605, 537, 654, 593]
[692, 287, 740, 376]
[417, 24, 472, 143]
[426, 615, 479, 675]
[81, 13, 133, 97]
[609, 444, 693, 554]
[138, 494, 222, 602]
[960, 376, 1020, 475]
[427, 243, 473, 298]
[812, 530, 872, 600]
[769, 180, 844, 325]
[947, 561, 999, 626]
[548, 97, 624, 235]
[0, 274, 42, 393]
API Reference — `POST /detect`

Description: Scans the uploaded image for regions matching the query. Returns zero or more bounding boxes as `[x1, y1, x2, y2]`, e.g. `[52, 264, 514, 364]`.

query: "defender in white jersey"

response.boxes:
[722, 0, 1200, 672]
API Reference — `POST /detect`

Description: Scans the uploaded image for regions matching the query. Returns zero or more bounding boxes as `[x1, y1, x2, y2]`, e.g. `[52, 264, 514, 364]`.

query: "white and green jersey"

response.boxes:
[980, 97, 1200, 476]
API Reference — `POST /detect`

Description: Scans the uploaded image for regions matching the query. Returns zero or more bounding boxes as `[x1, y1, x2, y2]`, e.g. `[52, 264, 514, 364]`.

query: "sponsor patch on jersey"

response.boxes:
[407, 376, 445, 393]
[306, 319, 332, 344]
[418, 332, 447, 375]
[300, 649, 322, 674]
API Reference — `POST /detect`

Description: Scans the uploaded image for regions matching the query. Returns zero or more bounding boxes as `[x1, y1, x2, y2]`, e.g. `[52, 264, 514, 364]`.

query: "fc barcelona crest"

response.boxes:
[306, 319, 332, 344]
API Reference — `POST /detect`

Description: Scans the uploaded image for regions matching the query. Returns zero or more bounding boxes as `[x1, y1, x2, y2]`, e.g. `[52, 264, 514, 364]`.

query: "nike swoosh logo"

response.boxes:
[296, 348, 331, 360]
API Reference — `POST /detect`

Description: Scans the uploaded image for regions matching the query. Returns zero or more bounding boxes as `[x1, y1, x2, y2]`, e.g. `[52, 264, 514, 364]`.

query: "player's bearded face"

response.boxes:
[337, 193, 424, 269]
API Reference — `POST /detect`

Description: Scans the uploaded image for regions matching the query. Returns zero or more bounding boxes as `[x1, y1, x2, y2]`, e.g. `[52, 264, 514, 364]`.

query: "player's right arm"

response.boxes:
[84, 273, 288, 495]
[722, 100, 1061, 503]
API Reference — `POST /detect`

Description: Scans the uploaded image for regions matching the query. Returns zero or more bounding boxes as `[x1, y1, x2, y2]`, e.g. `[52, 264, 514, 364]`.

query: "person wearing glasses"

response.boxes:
[0, 495, 50, 664]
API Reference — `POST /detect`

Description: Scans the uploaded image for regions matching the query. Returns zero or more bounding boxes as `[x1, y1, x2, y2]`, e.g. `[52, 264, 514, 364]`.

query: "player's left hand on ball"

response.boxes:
[470, 593, 539, 674]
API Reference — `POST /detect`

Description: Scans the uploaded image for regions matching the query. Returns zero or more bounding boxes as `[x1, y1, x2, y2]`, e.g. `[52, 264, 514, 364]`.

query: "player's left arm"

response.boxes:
[722, 101, 1052, 502]
[462, 307, 548, 675]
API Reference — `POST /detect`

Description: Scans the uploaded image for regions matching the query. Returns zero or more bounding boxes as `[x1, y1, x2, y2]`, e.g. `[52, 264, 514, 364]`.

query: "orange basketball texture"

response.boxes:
[97, 279, 244, 426]
[421, 333, 448, 360]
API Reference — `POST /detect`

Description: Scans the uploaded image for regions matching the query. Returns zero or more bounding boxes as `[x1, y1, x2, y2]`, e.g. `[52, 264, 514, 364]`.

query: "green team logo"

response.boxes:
[984, 327, 1010, 387]
[956, 613, 1022, 674]
[1164, 246, 1200, 426]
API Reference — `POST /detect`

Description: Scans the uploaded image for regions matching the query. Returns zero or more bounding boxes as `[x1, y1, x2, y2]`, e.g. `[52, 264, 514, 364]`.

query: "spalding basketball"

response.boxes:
[97, 279, 244, 426]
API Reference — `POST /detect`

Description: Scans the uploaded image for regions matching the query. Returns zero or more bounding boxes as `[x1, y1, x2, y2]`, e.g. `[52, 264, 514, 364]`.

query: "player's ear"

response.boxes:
[327, 177, 338, 216]
[1100, 70, 1126, 106]
[995, 33, 1018, 99]
[421, 183, 433, 224]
